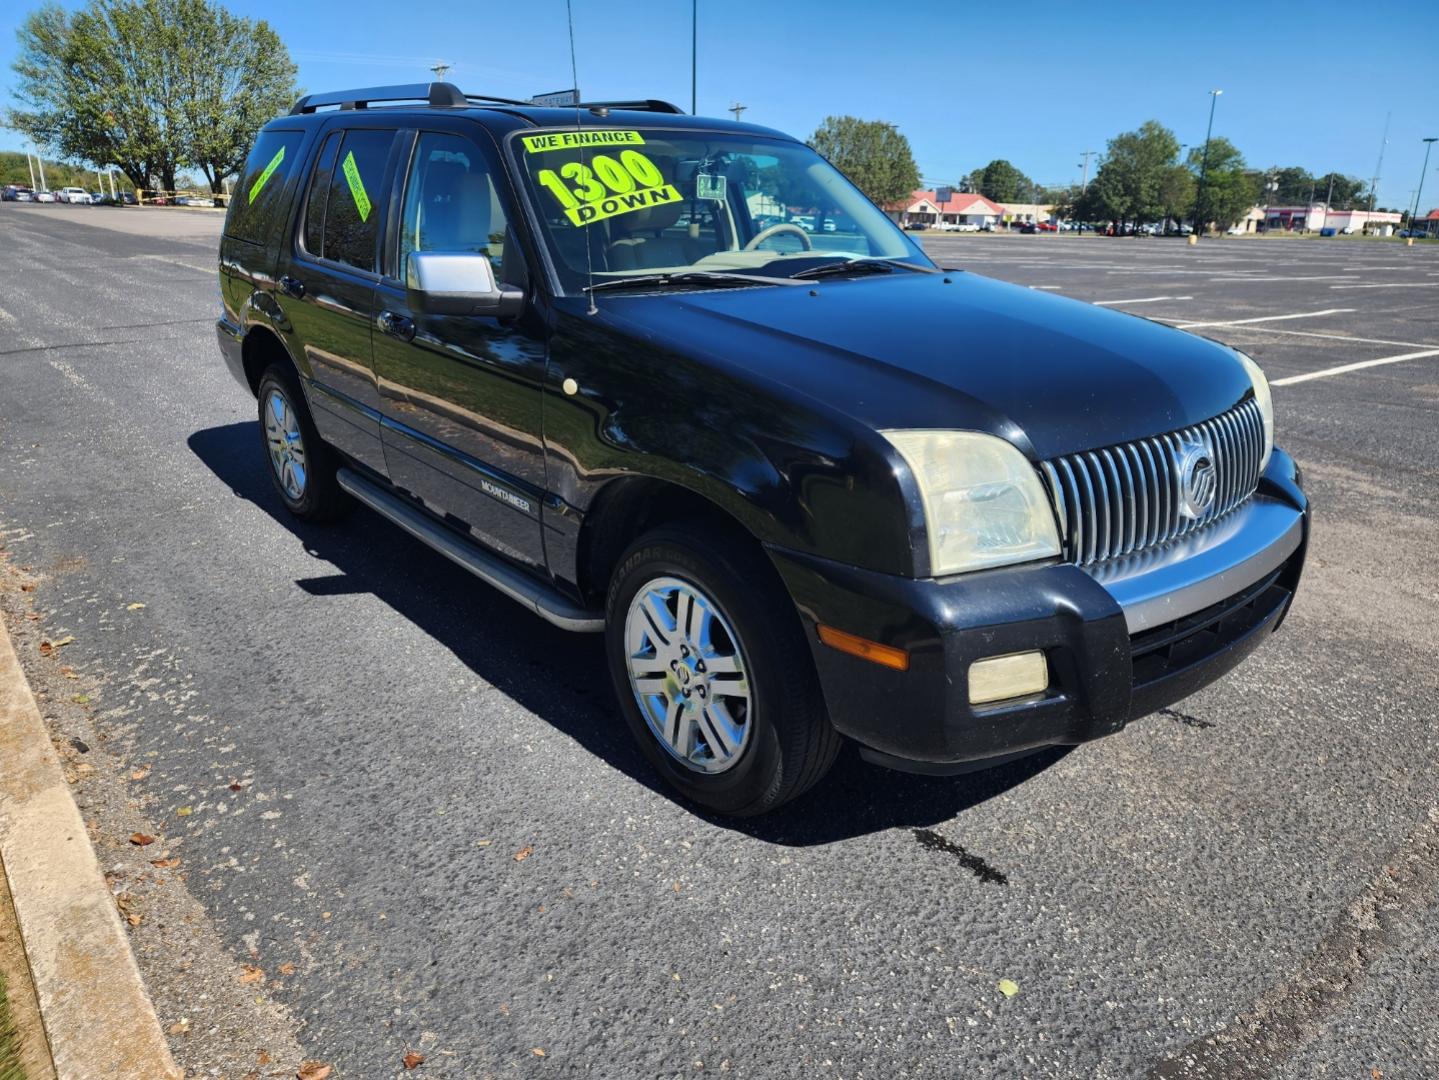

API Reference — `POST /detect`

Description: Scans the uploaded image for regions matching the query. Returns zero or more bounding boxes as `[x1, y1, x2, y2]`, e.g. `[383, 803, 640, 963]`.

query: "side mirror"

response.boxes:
[406, 251, 524, 318]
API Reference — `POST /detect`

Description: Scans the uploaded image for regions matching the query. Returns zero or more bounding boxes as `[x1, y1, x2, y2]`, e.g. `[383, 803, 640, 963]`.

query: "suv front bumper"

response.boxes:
[768, 448, 1308, 773]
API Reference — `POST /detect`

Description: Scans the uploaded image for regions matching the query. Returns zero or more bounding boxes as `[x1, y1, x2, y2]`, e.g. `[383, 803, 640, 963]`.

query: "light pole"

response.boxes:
[691, 0, 697, 115]
[1263, 175, 1278, 231]
[1410, 137, 1437, 236]
[25, 151, 36, 190]
[1193, 89, 1222, 236]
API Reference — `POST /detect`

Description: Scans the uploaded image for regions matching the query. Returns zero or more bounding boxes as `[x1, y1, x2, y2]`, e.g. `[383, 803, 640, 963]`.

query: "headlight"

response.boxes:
[882, 430, 1061, 576]
[1235, 350, 1274, 471]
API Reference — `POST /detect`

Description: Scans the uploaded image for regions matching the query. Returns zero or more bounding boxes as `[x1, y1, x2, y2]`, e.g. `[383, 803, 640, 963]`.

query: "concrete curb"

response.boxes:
[0, 618, 181, 1079]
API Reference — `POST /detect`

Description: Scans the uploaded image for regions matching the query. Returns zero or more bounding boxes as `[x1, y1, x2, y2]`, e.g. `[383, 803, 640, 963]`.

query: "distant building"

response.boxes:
[1414, 208, 1439, 238]
[998, 202, 1055, 226]
[892, 190, 1006, 228]
[1252, 203, 1402, 234]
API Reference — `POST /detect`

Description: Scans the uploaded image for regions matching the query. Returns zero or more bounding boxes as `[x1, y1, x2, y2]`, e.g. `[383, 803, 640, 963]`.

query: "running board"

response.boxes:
[336, 467, 604, 632]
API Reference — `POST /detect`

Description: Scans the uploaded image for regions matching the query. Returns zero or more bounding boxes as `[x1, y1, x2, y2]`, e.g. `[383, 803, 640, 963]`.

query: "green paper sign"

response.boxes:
[247, 145, 286, 205]
[341, 150, 371, 222]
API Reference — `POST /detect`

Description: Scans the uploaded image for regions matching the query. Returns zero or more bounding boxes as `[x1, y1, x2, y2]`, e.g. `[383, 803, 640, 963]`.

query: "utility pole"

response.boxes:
[1079, 149, 1096, 189]
[1410, 137, 1437, 235]
[35, 149, 47, 193]
[1367, 111, 1391, 225]
[691, 0, 697, 115]
[1193, 89, 1222, 237]
[25, 152, 36, 190]
[729, 102, 746, 123]
[430, 61, 451, 81]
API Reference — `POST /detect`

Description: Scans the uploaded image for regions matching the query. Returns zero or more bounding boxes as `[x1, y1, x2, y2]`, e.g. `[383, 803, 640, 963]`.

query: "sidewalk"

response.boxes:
[0, 612, 180, 1079]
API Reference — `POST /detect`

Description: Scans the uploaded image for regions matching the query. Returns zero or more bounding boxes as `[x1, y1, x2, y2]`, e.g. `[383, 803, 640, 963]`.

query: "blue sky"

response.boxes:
[3, 0, 1436, 210]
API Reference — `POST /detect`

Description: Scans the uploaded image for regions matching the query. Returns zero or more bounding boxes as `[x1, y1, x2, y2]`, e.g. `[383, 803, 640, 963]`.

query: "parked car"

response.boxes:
[1018, 222, 1038, 234]
[216, 83, 1307, 815]
[117, 190, 138, 205]
[904, 221, 928, 230]
[2, 184, 34, 201]
[57, 186, 91, 204]
[34, 190, 55, 202]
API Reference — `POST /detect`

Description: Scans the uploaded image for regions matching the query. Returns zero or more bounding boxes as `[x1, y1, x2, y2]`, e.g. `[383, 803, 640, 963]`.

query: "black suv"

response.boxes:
[216, 83, 1308, 815]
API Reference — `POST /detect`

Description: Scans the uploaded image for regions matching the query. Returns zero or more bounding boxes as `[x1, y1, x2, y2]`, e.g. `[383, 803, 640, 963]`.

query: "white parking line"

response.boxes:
[1173, 309, 1355, 329]
[1329, 282, 1439, 290]
[0, 306, 14, 324]
[1093, 296, 1193, 306]
[1272, 348, 1439, 386]
[1238, 326, 1439, 349]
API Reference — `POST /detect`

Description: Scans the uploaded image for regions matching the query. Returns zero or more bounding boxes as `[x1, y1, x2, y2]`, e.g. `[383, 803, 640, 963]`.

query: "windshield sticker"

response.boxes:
[696, 173, 727, 201]
[535, 151, 680, 227]
[247, 145, 285, 204]
[341, 150, 372, 222]
[522, 130, 645, 154]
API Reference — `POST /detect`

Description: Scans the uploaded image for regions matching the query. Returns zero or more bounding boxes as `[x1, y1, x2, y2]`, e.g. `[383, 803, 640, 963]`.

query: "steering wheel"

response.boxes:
[744, 222, 813, 251]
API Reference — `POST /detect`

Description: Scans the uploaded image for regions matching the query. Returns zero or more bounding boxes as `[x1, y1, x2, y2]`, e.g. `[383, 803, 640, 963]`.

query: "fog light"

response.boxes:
[968, 651, 1048, 705]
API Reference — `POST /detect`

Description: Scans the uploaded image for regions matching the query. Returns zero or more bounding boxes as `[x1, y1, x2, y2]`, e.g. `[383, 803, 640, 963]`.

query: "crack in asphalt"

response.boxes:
[1148, 805, 1439, 1078]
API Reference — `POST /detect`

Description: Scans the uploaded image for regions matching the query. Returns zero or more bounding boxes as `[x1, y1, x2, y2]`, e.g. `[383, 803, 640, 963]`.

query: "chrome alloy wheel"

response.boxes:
[263, 388, 308, 500]
[624, 576, 753, 774]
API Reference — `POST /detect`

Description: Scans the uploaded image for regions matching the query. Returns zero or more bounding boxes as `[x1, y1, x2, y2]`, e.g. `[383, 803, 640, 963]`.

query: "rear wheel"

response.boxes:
[256, 365, 349, 521]
[605, 527, 840, 816]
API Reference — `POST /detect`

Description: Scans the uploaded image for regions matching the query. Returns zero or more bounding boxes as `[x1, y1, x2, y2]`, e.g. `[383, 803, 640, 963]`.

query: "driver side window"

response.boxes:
[399, 132, 523, 287]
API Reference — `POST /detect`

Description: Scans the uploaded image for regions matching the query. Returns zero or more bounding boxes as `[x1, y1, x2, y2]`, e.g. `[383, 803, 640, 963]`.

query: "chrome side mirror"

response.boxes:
[406, 251, 524, 318]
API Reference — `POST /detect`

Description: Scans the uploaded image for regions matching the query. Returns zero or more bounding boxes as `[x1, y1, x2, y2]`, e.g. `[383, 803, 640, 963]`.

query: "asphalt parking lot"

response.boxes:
[1, 204, 1437, 1079]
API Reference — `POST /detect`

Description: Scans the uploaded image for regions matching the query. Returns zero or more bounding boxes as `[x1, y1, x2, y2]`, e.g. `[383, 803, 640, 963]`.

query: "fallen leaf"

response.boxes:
[176, 806, 193, 817]
[168, 1019, 190, 1035]
[131, 766, 151, 781]
[72, 693, 90, 704]
[297, 1064, 332, 1080]
[25, 612, 40, 620]
[997, 978, 1019, 998]
[403, 1051, 425, 1069]
[60, 665, 77, 679]
[126, 602, 146, 610]
[237, 964, 264, 985]
[514, 845, 534, 862]
[127, 913, 143, 927]
[1372, 1070, 1383, 1080]
[531, 1048, 546, 1057]
[229, 782, 244, 791]
[38, 635, 74, 656]
[258, 1051, 272, 1065]
[19, 582, 35, 592]
[321, 911, 332, 920]
[278, 962, 296, 976]
[151, 857, 181, 869]
[673, 881, 681, 893]
[129, 833, 155, 846]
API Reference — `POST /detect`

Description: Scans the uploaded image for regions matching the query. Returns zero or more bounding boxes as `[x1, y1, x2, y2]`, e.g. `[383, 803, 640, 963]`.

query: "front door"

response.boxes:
[372, 126, 549, 569]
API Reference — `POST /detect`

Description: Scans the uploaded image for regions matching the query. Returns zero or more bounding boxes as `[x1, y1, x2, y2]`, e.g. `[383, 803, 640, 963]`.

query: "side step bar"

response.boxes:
[336, 467, 604, 632]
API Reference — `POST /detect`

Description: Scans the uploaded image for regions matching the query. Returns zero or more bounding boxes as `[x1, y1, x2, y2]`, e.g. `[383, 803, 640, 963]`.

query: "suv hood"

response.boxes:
[595, 271, 1254, 461]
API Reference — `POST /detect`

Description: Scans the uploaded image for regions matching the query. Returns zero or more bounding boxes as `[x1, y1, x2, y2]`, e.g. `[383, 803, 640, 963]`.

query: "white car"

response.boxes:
[34, 190, 56, 203]
[57, 186, 91, 204]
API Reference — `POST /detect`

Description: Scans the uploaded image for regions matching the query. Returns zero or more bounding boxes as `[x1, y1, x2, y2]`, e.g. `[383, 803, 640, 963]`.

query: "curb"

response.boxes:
[0, 618, 181, 1079]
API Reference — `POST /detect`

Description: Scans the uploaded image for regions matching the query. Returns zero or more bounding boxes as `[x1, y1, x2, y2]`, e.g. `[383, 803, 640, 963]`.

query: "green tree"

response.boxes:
[808, 116, 921, 210]
[8, 0, 296, 194]
[1189, 137, 1257, 231]
[973, 158, 1031, 203]
[1158, 164, 1196, 224]
[1268, 165, 1313, 204]
[1312, 172, 1365, 210]
[1085, 120, 1181, 228]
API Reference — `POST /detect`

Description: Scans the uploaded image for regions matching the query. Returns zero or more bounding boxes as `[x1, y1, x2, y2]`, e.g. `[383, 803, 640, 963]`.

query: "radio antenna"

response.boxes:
[565, 0, 598, 314]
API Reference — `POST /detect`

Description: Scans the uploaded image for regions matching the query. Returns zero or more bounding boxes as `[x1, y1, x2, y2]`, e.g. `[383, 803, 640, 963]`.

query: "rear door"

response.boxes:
[371, 121, 548, 569]
[275, 123, 401, 476]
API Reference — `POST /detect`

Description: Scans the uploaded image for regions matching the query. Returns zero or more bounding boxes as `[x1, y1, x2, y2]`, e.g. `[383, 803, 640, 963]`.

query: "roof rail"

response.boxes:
[289, 81, 530, 115]
[573, 99, 686, 115]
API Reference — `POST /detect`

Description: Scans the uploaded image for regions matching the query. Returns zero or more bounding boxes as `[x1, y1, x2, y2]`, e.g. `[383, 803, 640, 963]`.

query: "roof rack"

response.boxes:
[289, 82, 531, 115]
[288, 83, 688, 118]
[570, 99, 686, 115]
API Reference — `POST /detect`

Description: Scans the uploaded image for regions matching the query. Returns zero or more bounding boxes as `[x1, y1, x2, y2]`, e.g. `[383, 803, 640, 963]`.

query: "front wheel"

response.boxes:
[605, 528, 840, 816]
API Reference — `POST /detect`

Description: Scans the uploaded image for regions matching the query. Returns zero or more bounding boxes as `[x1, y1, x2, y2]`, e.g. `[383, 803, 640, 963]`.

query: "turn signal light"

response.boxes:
[969, 651, 1048, 705]
[817, 625, 910, 672]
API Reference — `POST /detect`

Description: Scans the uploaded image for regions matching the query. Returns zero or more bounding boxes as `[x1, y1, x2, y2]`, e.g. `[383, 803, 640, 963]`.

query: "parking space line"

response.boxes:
[1173, 309, 1354, 329]
[1330, 282, 1439, 290]
[1272, 348, 1439, 386]
[1093, 296, 1192, 306]
[1234, 326, 1439, 350]
[0, 305, 14, 324]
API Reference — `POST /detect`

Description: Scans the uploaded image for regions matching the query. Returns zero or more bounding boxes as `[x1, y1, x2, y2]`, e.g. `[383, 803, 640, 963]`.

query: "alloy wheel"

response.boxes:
[263, 388, 308, 501]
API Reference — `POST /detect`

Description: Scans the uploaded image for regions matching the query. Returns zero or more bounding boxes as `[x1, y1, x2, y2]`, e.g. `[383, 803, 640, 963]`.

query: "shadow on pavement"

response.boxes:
[189, 421, 1069, 845]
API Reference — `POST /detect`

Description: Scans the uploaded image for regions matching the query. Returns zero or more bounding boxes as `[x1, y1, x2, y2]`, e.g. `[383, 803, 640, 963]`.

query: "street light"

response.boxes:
[1410, 137, 1437, 235]
[1193, 89, 1222, 237]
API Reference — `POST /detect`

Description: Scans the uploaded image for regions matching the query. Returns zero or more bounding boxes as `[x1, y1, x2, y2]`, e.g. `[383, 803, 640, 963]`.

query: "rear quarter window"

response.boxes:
[225, 129, 305, 245]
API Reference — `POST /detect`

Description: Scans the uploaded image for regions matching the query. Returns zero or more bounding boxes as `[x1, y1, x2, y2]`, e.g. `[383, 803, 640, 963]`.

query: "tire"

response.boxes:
[605, 526, 841, 816]
[256, 364, 349, 522]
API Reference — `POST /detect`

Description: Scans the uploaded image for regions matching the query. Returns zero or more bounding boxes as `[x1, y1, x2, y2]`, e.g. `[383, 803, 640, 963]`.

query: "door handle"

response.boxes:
[378, 310, 415, 342]
[279, 275, 305, 299]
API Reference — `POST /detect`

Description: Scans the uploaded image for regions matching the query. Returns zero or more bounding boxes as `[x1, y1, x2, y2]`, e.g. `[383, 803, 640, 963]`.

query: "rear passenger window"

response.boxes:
[302, 132, 341, 257]
[226, 129, 304, 245]
[321, 130, 395, 271]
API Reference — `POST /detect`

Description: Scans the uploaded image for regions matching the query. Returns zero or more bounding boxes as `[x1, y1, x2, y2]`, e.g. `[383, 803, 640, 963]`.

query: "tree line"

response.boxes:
[7, 0, 297, 195]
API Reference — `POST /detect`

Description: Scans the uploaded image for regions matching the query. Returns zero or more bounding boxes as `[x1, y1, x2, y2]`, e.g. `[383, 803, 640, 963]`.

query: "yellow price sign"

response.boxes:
[248, 145, 285, 205]
[533, 148, 680, 228]
[341, 150, 372, 222]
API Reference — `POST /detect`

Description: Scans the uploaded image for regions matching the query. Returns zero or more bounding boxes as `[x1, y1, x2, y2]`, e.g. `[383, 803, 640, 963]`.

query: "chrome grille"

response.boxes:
[1039, 398, 1266, 566]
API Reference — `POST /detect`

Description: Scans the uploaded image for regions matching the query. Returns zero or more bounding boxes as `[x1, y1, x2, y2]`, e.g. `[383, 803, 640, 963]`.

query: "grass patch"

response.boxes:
[0, 968, 27, 1080]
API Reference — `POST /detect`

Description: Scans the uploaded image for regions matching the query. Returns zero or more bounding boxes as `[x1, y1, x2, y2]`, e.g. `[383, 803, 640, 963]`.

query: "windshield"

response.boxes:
[511, 127, 932, 293]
